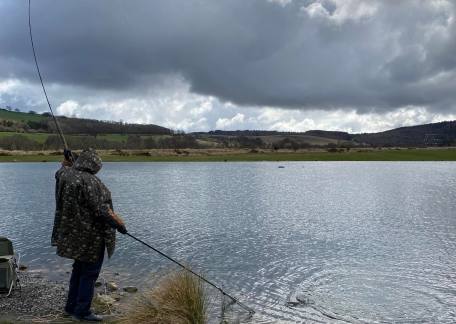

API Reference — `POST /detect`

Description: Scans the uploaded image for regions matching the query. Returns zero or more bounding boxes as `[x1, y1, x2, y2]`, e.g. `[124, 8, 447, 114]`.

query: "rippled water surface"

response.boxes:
[1, 162, 456, 323]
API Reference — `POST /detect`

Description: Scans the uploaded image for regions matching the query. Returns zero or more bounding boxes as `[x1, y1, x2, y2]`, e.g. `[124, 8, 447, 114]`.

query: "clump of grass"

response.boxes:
[121, 270, 208, 324]
[133, 151, 152, 156]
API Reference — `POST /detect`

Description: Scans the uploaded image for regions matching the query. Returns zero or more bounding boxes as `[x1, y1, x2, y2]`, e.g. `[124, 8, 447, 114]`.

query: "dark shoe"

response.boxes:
[63, 308, 74, 317]
[72, 313, 103, 322]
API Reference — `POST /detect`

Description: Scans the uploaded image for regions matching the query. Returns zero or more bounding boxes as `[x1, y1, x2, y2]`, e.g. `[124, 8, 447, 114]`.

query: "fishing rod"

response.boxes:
[28, 0, 72, 162]
[126, 232, 255, 315]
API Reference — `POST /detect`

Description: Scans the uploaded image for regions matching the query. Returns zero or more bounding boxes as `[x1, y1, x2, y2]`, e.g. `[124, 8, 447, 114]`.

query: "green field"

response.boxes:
[1, 148, 456, 162]
[0, 131, 50, 144]
[96, 134, 171, 142]
[97, 134, 128, 142]
[0, 132, 172, 144]
[0, 109, 47, 122]
[0, 131, 124, 144]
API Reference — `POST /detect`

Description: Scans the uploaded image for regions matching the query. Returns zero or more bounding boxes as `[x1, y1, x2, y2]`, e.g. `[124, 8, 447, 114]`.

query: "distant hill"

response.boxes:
[0, 108, 172, 135]
[202, 130, 302, 136]
[303, 130, 352, 141]
[0, 107, 180, 151]
[0, 108, 47, 122]
[1, 107, 455, 150]
[196, 121, 456, 147]
[200, 130, 351, 139]
[53, 116, 171, 135]
[202, 121, 456, 147]
[352, 121, 456, 147]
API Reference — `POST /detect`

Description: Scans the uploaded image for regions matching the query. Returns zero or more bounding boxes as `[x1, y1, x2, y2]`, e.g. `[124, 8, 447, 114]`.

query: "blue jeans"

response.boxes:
[65, 249, 104, 317]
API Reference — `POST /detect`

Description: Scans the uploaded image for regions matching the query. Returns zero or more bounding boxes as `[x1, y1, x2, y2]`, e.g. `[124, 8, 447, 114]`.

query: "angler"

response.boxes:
[52, 148, 127, 321]
[28, 0, 254, 318]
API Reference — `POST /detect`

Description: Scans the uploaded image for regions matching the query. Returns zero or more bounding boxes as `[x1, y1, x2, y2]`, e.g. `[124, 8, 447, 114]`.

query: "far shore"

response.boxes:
[1, 147, 456, 162]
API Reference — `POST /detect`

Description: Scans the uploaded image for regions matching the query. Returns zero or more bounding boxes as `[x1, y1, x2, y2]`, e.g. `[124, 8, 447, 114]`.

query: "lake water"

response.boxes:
[1, 162, 456, 323]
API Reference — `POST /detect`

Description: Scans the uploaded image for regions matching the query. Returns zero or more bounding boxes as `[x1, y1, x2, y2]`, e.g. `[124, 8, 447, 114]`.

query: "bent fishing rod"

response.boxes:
[126, 232, 255, 315]
[28, 0, 254, 315]
[28, 0, 72, 162]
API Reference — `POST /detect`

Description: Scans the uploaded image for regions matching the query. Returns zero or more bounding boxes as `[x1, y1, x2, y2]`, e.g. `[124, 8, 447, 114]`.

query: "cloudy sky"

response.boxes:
[1, 0, 455, 133]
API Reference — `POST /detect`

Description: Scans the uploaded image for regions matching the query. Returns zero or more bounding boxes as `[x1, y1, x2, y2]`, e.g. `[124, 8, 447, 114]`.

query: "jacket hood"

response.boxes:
[74, 149, 102, 174]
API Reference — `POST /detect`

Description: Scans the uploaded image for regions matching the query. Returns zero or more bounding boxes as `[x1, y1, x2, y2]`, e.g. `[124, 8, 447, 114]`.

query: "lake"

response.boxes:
[1, 162, 455, 323]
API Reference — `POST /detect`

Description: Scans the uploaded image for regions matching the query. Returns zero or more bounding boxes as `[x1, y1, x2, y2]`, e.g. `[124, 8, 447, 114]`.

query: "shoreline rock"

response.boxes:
[106, 281, 118, 292]
[123, 286, 138, 293]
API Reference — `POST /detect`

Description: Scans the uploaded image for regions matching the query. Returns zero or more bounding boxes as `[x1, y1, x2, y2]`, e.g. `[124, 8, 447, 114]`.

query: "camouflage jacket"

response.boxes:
[52, 149, 116, 263]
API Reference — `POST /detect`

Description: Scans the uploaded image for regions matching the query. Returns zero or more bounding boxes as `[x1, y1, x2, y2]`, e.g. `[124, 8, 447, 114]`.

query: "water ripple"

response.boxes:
[1, 162, 456, 323]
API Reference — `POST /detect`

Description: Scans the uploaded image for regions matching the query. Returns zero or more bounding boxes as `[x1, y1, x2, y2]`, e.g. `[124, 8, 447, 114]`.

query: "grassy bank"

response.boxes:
[1, 148, 456, 162]
[0, 109, 46, 122]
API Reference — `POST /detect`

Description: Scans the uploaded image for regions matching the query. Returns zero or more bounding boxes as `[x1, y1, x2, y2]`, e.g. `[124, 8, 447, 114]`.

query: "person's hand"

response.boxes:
[117, 224, 128, 234]
[64, 149, 73, 161]
[61, 159, 72, 168]
[108, 208, 127, 234]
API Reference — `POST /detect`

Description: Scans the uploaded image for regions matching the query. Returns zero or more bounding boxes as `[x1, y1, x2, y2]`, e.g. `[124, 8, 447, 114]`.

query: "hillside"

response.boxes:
[0, 107, 180, 150]
[352, 121, 456, 146]
[0, 108, 171, 135]
[1, 107, 456, 151]
[0, 108, 47, 122]
[193, 121, 456, 148]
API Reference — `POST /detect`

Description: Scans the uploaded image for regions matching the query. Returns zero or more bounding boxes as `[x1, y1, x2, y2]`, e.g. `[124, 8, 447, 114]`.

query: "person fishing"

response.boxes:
[27, 0, 254, 317]
[52, 148, 127, 321]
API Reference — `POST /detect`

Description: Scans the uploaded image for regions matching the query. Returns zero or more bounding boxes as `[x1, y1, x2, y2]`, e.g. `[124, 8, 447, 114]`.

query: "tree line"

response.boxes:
[0, 134, 201, 151]
[0, 133, 325, 151]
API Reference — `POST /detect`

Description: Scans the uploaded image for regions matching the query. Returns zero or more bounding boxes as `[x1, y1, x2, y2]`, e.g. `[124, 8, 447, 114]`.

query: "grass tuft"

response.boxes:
[121, 270, 208, 324]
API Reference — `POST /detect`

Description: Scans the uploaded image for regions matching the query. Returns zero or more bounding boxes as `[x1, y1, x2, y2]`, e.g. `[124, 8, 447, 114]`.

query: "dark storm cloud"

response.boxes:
[0, 0, 455, 113]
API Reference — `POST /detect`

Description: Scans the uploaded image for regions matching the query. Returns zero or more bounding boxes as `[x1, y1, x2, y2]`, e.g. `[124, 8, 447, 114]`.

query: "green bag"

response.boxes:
[0, 237, 18, 296]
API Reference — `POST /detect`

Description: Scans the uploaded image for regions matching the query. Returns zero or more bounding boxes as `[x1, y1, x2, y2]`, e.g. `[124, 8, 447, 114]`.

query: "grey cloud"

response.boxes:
[0, 0, 455, 113]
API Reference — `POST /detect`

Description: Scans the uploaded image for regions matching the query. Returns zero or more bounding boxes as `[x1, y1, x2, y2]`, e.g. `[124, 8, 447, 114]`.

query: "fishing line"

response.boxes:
[28, 0, 70, 159]
[126, 232, 255, 316]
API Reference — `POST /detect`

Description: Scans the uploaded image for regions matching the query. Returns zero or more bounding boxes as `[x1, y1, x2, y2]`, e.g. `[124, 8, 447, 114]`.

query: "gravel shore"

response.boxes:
[0, 271, 67, 323]
[0, 270, 131, 323]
